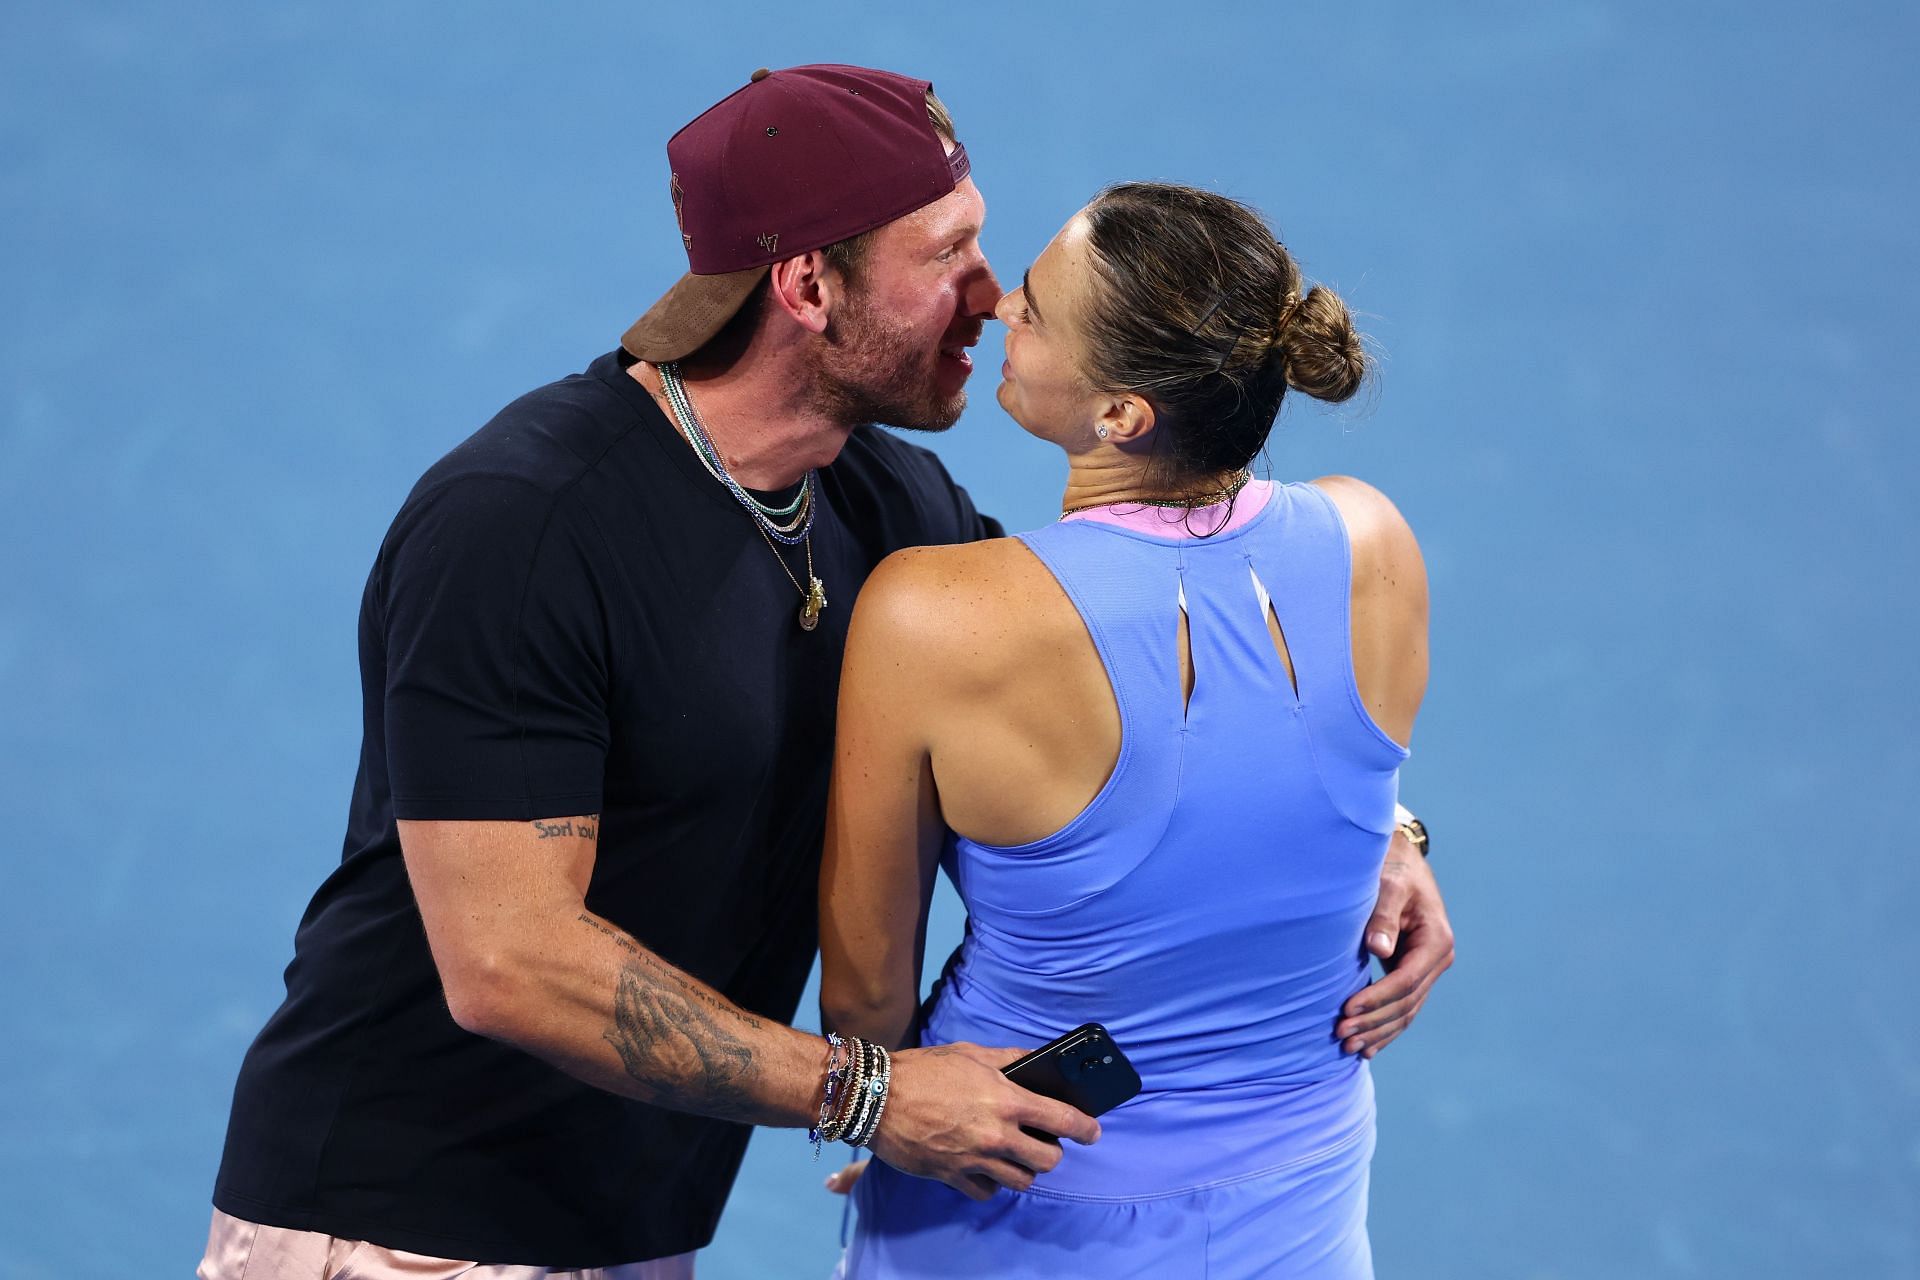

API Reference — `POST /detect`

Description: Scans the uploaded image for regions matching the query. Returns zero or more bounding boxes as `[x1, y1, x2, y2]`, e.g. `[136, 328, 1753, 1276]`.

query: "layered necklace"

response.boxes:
[658, 362, 828, 632]
[1059, 468, 1254, 520]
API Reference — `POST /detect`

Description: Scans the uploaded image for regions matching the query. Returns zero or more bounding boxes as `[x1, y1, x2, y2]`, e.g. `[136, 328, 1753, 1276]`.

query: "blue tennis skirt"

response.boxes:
[835, 1118, 1374, 1279]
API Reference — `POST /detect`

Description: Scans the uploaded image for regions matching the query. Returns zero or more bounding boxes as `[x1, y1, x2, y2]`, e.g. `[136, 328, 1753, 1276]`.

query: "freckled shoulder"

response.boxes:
[850, 536, 1076, 682]
[1310, 475, 1424, 605]
[1310, 474, 1429, 746]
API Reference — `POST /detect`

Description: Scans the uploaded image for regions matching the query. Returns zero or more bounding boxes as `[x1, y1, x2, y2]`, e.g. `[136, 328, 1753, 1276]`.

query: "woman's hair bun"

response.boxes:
[1276, 285, 1366, 405]
[1076, 182, 1373, 486]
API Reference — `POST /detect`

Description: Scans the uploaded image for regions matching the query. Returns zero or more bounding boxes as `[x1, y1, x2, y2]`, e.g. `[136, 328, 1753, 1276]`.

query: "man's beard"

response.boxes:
[809, 291, 969, 434]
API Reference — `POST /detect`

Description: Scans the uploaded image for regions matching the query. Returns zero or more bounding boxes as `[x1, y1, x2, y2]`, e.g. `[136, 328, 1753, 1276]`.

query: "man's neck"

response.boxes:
[628, 358, 853, 491]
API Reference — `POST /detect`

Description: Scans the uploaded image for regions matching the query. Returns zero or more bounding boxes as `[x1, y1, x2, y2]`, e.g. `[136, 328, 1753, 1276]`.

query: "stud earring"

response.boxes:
[1096, 425, 1109, 440]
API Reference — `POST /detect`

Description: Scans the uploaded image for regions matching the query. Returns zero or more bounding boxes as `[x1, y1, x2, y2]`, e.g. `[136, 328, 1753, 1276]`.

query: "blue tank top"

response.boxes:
[922, 481, 1409, 1198]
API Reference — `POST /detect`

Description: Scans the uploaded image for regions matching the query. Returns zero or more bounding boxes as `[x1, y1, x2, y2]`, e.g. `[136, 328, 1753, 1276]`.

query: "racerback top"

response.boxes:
[922, 480, 1409, 1198]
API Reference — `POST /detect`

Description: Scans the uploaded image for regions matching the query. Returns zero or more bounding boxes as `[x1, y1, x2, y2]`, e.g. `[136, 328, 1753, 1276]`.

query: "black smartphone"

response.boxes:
[1001, 1022, 1141, 1139]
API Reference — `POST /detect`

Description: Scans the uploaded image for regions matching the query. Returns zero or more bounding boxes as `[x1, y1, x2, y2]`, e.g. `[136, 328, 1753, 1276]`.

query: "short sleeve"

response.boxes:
[915, 449, 1002, 544]
[844, 431, 1004, 548]
[378, 476, 610, 821]
[951, 478, 1003, 542]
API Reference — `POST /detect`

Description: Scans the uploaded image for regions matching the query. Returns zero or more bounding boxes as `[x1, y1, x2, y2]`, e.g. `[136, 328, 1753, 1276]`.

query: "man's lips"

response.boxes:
[939, 334, 979, 371]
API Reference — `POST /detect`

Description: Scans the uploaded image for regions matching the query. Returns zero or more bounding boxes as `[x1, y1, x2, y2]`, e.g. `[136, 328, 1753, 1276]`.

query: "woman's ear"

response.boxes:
[1096, 393, 1157, 453]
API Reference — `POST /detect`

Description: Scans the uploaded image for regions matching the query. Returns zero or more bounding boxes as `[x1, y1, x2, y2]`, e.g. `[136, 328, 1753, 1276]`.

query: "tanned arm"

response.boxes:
[402, 801, 1099, 1200]
[399, 815, 821, 1127]
[1312, 475, 1456, 1058]
[817, 559, 949, 1051]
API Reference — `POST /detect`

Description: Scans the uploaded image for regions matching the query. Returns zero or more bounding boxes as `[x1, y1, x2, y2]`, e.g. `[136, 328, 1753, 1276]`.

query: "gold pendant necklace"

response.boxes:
[801, 575, 827, 632]
[751, 517, 828, 632]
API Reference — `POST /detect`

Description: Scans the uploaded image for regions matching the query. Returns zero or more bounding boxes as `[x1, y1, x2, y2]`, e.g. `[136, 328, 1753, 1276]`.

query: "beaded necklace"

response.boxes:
[658, 362, 828, 632]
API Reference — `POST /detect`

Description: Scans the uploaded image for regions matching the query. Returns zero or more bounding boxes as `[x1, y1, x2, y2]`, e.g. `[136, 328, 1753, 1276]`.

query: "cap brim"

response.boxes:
[621, 265, 771, 364]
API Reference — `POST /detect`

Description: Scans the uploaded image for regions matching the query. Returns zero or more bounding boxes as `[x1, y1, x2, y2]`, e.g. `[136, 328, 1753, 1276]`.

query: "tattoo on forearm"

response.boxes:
[577, 914, 762, 1028]
[578, 911, 641, 957]
[578, 911, 765, 1120]
[533, 814, 599, 841]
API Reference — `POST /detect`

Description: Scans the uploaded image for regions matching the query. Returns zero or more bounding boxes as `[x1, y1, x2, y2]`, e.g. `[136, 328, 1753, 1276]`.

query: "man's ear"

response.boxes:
[1098, 393, 1157, 453]
[766, 251, 841, 336]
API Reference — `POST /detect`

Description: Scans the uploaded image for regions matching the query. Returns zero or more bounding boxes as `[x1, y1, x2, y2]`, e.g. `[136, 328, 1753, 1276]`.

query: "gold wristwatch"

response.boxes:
[1392, 804, 1430, 858]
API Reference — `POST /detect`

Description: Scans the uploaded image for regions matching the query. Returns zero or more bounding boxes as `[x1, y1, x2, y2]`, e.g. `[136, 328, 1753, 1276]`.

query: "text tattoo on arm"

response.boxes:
[532, 814, 598, 840]
[577, 912, 766, 1121]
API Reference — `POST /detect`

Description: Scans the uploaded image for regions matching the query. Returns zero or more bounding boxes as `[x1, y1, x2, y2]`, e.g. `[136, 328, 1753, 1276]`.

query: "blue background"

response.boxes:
[3, 3, 1916, 1276]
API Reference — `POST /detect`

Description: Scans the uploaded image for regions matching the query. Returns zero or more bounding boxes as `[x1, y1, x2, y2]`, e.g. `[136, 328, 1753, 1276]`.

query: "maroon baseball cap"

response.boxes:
[621, 64, 971, 363]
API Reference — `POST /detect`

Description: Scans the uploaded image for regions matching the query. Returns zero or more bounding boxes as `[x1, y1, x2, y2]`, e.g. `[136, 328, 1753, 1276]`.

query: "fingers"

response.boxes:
[1337, 948, 1446, 1055]
[976, 1157, 1039, 1194]
[1341, 973, 1433, 1055]
[1364, 847, 1418, 957]
[1364, 918, 1402, 961]
[883, 1042, 1101, 1198]
[1362, 891, 1411, 962]
[1005, 1130, 1066, 1175]
[1341, 964, 1419, 1031]
[823, 1160, 868, 1194]
[936, 1174, 1013, 1205]
[1341, 961, 1433, 1036]
[968, 1044, 1101, 1147]
[1341, 920, 1454, 1029]
[1016, 1094, 1102, 1147]
[1358, 968, 1439, 1057]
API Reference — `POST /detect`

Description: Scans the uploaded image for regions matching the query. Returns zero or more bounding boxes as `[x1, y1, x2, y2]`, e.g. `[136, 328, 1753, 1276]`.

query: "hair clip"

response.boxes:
[1191, 290, 1228, 334]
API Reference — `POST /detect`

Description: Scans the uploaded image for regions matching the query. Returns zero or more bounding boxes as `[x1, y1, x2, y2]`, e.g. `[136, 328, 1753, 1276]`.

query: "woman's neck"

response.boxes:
[1058, 453, 1248, 517]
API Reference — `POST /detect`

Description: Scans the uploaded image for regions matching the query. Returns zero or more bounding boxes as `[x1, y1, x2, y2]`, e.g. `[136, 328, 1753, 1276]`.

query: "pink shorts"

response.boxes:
[197, 1209, 697, 1280]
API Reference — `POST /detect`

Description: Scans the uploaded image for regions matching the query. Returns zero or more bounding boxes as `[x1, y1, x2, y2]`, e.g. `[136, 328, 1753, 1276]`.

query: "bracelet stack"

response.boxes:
[808, 1032, 850, 1160]
[809, 1034, 892, 1157]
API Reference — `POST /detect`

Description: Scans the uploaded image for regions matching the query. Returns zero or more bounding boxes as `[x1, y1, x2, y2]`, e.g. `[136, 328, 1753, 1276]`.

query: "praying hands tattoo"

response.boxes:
[578, 912, 764, 1123]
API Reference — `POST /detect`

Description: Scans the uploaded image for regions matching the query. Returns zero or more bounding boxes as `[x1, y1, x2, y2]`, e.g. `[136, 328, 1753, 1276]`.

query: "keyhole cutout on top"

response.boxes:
[1177, 578, 1195, 717]
[1248, 565, 1299, 698]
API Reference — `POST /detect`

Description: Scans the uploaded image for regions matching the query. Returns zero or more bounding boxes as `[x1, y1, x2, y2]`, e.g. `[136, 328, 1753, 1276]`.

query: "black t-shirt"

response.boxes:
[213, 351, 1000, 1266]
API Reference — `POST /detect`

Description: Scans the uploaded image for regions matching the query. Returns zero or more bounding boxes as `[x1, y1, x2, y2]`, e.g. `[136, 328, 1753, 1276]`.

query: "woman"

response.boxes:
[817, 182, 1428, 1278]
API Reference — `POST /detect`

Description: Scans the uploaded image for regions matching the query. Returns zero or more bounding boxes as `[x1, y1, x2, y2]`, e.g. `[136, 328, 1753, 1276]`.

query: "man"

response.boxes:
[204, 65, 1453, 1277]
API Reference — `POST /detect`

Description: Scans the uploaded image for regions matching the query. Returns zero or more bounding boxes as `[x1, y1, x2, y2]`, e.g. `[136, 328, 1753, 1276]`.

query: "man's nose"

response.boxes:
[962, 260, 1003, 320]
